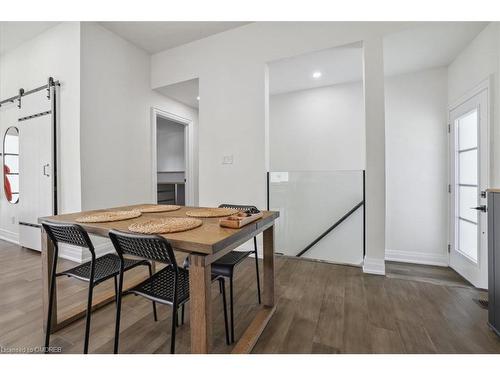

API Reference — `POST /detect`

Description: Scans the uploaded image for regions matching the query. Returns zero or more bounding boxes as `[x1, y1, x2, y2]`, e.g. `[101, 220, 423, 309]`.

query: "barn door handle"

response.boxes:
[43, 163, 50, 177]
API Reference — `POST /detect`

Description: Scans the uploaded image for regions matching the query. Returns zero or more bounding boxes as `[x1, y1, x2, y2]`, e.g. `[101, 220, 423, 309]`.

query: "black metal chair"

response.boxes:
[42, 221, 155, 354]
[183, 203, 261, 343]
[109, 230, 230, 354]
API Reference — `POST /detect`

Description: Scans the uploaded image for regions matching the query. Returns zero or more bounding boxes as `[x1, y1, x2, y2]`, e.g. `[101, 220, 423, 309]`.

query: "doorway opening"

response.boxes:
[155, 114, 187, 205]
[152, 78, 199, 206]
[266, 42, 365, 266]
[151, 108, 195, 206]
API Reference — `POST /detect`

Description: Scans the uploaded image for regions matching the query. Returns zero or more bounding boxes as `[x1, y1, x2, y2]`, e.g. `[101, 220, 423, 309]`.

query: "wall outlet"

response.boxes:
[11, 216, 16, 224]
[222, 155, 234, 164]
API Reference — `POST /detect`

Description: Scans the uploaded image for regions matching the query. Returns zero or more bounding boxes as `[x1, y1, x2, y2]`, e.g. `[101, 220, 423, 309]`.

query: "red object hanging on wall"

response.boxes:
[4, 164, 12, 202]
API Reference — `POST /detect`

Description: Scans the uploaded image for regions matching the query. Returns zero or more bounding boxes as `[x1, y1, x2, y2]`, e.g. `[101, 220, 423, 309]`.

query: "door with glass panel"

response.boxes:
[449, 88, 489, 288]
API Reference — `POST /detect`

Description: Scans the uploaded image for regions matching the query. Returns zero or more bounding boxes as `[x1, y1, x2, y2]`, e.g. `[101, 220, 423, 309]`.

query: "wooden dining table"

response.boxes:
[38, 204, 279, 354]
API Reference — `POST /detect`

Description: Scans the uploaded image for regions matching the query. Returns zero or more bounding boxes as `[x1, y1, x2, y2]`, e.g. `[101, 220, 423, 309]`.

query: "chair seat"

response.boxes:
[128, 266, 190, 305]
[130, 266, 223, 305]
[184, 250, 253, 278]
[58, 253, 148, 284]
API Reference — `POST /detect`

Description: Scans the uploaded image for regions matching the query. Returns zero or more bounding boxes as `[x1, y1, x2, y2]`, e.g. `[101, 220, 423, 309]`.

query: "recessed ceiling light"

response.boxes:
[312, 71, 322, 79]
[196, 96, 200, 101]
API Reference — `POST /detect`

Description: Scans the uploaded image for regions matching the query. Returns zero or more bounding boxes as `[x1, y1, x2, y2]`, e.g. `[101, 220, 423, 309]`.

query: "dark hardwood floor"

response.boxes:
[0, 239, 499, 354]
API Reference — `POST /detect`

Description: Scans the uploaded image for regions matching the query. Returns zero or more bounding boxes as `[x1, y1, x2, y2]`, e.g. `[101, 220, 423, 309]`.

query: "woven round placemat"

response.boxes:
[128, 217, 202, 234]
[137, 204, 181, 213]
[76, 210, 142, 223]
[185, 207, 239, 218]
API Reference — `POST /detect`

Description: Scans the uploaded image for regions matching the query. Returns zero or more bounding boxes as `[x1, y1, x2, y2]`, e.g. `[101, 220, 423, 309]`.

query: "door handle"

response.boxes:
[43, 163, 50, 177]
[471, 205, 487, 212]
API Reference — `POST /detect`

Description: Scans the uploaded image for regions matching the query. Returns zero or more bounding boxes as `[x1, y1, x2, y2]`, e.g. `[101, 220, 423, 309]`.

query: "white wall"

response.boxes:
[77, 22, 201, 260]
[363, 37, 387, 275]
[269, 82, 364, 265]
[80, 22, 199, 212]
[0, 22, 454, 269]
[385, 67, 449, 266]
[448, 22, 500, 188]
[157, 118, 185, 172]
[151, 22, 410, 269]
[269, 82, 364, 171]
[152, 22, 409, 208]
[268, 67, 448, 266]
[0, 22, 199, 261]
[0, 22, 82, 244]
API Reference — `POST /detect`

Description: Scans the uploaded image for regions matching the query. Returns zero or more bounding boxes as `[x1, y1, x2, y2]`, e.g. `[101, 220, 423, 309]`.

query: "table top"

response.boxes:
[39, 204, 279, 255]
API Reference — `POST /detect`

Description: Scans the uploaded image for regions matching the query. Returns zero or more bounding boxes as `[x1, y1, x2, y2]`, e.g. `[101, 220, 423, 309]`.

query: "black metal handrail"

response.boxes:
[296, 200, 364, 257]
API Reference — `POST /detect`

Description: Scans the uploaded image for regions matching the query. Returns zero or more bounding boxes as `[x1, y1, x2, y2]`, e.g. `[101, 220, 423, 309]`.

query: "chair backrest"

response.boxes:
[218, 203, 259, 213]
[42, 221, 94, 253]
[108, 230, 178, 268]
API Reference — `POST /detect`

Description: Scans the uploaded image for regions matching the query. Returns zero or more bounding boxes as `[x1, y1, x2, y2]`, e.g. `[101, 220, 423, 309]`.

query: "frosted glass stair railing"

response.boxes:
[268, 170, 365, 266]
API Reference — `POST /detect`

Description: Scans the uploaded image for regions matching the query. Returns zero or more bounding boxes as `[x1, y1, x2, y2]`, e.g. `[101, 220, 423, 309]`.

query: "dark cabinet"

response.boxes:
[157, 183, 185, 205]
[487, 191, 500, 337]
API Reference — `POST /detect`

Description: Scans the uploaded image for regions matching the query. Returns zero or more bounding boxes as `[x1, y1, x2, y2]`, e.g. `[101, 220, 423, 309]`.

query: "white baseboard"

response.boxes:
[385, 249, 449, 267]
[89, 242, 115, 261]
[58, 244, 85, 263]
[0, 228, 114, 264]
[59, 242, 115, 263]
[0, 228, 19, 245]
[363, 256, 386, 275]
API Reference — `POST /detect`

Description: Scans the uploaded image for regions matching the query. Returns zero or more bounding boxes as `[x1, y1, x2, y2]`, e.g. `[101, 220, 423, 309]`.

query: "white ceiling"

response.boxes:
[269, 22, 488, 95]
[269, 43, 363, 95]
[0, 21, 489, 101]
[99, 22, 251, 54]
[384, 22, 488, 76]
[0, 22, 59, 55]
[156, 78, 199, 109]
[0, 21, 249, 56]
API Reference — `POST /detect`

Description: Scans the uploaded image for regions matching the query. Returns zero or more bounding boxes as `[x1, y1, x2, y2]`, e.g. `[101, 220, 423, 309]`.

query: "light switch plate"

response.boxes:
[222, 155, 234, 164]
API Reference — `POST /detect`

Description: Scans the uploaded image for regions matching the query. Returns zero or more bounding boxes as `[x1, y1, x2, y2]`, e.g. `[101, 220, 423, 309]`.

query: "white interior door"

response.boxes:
[449, 87, 489, 288]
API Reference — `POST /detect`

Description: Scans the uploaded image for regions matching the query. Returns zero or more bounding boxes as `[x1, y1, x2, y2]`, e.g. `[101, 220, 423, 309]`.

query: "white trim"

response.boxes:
[58, 242, 115, 264]
[82, 242, 115, 263]
[449, 77, 492, 112]
[0, 228, 19, 244]
[385, 249, 449, 267]
[362, 256, 385, 275]
[151, 107, 195, 206]
[58, 244, 85, 263]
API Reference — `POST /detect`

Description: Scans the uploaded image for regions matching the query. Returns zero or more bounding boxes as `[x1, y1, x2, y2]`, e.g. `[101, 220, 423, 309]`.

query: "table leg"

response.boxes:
[42, 226, 57, 333]
[263, 225, 275, 307]
[188, 254, 212, 353]
[231, 224, 276, 353]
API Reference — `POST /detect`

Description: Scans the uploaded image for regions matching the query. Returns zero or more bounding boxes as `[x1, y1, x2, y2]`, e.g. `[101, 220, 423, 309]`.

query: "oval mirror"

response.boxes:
[3, 126, 19, 204]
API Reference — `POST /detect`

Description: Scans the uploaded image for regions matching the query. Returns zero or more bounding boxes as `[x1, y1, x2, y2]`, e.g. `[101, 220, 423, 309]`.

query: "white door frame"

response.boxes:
[448, 77, 492, 288]
[151, 107, 195, 206]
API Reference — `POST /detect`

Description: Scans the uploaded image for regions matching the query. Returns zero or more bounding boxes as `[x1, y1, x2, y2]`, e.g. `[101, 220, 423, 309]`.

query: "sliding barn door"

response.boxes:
[18, 88, 55, 251]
